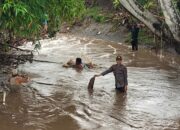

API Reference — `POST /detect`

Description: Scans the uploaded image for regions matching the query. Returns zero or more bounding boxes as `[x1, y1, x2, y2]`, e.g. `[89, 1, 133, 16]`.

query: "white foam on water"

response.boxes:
[108, 45, 117, 54]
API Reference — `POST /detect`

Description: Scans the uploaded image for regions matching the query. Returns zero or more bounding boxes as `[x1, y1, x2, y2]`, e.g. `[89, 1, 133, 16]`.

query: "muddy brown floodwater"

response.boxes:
[0, 34, 180, 130]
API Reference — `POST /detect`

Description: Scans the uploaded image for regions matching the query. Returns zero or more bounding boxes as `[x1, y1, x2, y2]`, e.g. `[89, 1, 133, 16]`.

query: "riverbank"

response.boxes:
[57, 0, 179, 55]
[0, 48, 33, 87]
[59, 17, 179, 55]
[68, 18, 128, 43]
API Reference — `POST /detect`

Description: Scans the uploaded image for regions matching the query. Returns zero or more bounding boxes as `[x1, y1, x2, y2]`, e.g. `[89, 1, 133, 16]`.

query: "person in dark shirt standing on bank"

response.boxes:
[129, 23, 145, 51]
[94, 56, 128, 93]
[130, 23, 140, 51]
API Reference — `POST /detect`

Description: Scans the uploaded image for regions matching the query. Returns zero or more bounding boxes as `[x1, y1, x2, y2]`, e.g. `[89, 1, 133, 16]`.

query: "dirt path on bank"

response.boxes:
[69, 20, 128, 44]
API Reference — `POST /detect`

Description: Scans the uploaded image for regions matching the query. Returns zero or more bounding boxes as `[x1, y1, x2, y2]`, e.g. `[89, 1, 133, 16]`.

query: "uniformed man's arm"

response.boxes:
[94, 65, 113, 77]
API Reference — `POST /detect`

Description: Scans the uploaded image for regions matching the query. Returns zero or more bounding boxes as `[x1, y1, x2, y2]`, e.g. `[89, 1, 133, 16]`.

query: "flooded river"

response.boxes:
[0, 34, 180, 130]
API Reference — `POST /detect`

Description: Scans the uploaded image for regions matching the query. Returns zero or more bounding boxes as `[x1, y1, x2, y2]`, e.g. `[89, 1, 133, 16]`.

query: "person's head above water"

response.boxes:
[116, 55, 122, 64]
[76, 58, 82, 65]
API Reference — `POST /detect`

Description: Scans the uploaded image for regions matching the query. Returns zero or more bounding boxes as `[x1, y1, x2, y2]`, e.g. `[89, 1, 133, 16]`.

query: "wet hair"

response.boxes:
[116, 55, 122, 61]
[76, 58, 82, 65]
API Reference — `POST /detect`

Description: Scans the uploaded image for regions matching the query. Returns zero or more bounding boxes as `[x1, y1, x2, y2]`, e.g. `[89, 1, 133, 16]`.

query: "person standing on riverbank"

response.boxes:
[129, 23, 145, 51]
[42, 13, 48, 34]
[94, 55, 128, 93]
[130, 23, 140, 51]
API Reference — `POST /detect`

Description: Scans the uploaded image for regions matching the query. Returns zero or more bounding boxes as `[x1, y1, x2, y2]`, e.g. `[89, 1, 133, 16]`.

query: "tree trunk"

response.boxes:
[119, 0, 180, 54]
[158, 0, 180, 42]
[120, 0, 161, 36]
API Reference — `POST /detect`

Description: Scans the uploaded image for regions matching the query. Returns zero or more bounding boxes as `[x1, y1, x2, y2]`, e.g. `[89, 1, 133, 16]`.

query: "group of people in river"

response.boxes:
[59, 22, 144, 94]
[63, 55, 128, 93]
[1, 54, 128, 95]
[1, 21, 146, 104]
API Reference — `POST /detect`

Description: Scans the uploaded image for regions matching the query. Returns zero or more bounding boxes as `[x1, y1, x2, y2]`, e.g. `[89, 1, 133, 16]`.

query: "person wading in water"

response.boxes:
[94, 56, 128, 93]
[63, 57, 94, 71]
[9, 69, 29, 91]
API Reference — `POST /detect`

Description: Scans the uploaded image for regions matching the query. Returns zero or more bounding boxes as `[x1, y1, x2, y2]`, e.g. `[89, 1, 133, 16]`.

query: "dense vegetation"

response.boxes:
[0, 0, 85, 47]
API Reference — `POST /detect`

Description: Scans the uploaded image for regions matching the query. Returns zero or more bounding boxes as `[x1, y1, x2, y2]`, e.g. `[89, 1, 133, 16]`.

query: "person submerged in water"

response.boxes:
[9, 69, 29, 91]
[63, 57, 95, 70]
[94, 55, 128, 93]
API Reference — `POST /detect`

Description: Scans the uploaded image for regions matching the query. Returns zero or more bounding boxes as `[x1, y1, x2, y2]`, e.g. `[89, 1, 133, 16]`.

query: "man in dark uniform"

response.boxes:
[130, 23, 140, 51]
[94, 56, 128, 92]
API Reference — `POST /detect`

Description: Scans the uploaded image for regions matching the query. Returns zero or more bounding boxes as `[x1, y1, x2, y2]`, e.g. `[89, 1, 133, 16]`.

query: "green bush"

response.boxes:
[0, 0, 85, 43]
[85, 7, 109, 23]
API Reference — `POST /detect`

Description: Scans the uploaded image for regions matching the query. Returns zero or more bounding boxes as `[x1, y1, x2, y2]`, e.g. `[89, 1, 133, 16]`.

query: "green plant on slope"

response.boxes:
[85, 7, 109, 23]
[0, 0, 85, 47]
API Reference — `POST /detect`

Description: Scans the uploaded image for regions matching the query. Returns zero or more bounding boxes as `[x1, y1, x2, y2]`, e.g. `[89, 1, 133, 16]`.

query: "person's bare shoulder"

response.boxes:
[63, 59, 75, 68]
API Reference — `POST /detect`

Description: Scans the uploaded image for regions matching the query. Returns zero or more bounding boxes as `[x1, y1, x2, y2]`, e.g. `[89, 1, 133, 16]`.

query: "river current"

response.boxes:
[0, 34, 180, 130]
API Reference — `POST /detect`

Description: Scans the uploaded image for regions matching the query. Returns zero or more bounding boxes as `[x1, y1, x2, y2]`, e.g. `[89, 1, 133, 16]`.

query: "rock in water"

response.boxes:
[88, 77, 95, 89]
